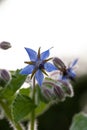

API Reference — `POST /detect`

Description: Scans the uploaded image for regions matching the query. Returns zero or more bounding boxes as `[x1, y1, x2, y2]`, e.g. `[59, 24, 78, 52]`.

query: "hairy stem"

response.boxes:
[30, 76, 36, 130]
[0, 100, 23, 130]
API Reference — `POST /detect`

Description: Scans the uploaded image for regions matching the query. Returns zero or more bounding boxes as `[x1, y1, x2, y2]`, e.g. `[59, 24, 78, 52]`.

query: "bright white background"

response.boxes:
[0, 0, 87, 75]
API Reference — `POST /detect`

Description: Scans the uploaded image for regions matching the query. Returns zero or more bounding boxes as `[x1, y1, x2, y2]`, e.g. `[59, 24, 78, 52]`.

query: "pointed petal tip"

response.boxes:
[24, 47, 37, 61]
[19, 65, 34, 75]
[74, 58, 79, 63]
[24, 47, 28, 50]
[19, 70, 24, 75]
[71, 58, 79, 67]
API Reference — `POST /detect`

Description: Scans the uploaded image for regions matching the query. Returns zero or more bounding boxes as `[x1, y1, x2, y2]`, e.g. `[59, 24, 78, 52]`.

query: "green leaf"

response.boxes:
[1, 70, 27, 99]
[70, 112, 87, 130]
[11, 94, 36, 122]
[19, 88, 31, 96]
[35, 101, 50, 117]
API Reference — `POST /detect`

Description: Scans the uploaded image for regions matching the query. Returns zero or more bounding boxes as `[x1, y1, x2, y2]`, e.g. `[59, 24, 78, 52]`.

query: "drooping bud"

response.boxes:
[53, 84, 65, 100]
[0, 69, 11, 83]
[43, 80, 65, 101]
[41, 86, 53, 102]
[53, 57, 66, 70]
[0, 41, 11, 50]
[58, 80, 74, 97]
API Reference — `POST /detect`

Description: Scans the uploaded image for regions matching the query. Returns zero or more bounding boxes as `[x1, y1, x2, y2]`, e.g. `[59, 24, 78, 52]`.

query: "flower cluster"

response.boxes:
[20, 47, 78, 102]
[41, 78, 74, 102]
[20, 47, 78, 84]
[0, 45, 79, 130]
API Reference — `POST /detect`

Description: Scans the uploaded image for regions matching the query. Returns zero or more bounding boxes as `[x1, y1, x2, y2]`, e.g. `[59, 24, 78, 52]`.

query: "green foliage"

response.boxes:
[19, 87, 31, 96]
[11, 94, 36, 122]
[35, 102, 50, 117]
[0, 68, 82, 130]
[0, 70, 27, 100]
[18, 86, 51, 120]
[33, 84, 51, 117]
[70, 113, 87, 130]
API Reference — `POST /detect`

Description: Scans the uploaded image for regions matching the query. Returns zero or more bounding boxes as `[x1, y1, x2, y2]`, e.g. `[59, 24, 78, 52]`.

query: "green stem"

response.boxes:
[30, 76, 36, 130]
[0, 100, 23, 130]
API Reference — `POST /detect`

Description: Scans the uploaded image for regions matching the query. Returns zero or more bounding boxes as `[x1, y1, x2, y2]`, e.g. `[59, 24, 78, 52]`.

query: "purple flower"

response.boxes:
[20, 47, 57, 86]
[53, 57, 78, 81]
[64, 59, 78, 80]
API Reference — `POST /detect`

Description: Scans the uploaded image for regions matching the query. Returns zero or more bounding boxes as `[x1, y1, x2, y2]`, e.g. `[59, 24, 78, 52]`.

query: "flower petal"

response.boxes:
[40, 49, 50, 60]
[20, 65, 34, 75]
[35, 70, 44, 86]
[25, 48, 37, 61]
[68, 70, 76, 78]
[44, 62, 57, 72]
[70, 59, 78, 68]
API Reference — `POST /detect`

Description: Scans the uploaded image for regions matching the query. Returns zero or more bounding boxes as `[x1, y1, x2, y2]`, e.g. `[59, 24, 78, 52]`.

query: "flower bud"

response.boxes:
[53, 85, 65, 100]
[59, 80, 74, 97]
[41, 86, 53, 102]
[53, 57, 66, 70]
[0, 69, 11, 83]
[0, 41, 11, 50]
[43, 80, 65, 101]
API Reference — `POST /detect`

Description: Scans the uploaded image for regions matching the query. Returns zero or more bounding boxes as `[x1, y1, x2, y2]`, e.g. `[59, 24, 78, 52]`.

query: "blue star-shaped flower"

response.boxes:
[53, 57, 78, 81]
[20, 47, 57, 86]
[64, 59, 78, 81]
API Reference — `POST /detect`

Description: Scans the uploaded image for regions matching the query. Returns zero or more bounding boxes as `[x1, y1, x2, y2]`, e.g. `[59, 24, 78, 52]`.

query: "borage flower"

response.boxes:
[53, 57, 78, 81]
[20, 47, 57, 86]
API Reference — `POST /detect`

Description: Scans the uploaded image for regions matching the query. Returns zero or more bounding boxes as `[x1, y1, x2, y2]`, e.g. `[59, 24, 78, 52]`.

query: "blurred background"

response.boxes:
[0, 0, 87, 130]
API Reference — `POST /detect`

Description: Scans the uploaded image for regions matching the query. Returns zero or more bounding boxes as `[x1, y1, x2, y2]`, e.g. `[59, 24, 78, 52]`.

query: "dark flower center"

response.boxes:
[36, 60, 44, 70]
[39, 63, 44, 69]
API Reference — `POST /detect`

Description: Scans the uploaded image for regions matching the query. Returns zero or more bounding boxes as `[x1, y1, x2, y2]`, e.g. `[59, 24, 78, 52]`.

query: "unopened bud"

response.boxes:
[0, 41, 11, 50]
[53, 85, 65, 100]
[41, 86, 53, 102]
[59, 80, 74, 97]
[0, 69, 11, 82]
[43, 80, 65, 101]
[53, 57, 66, 70]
